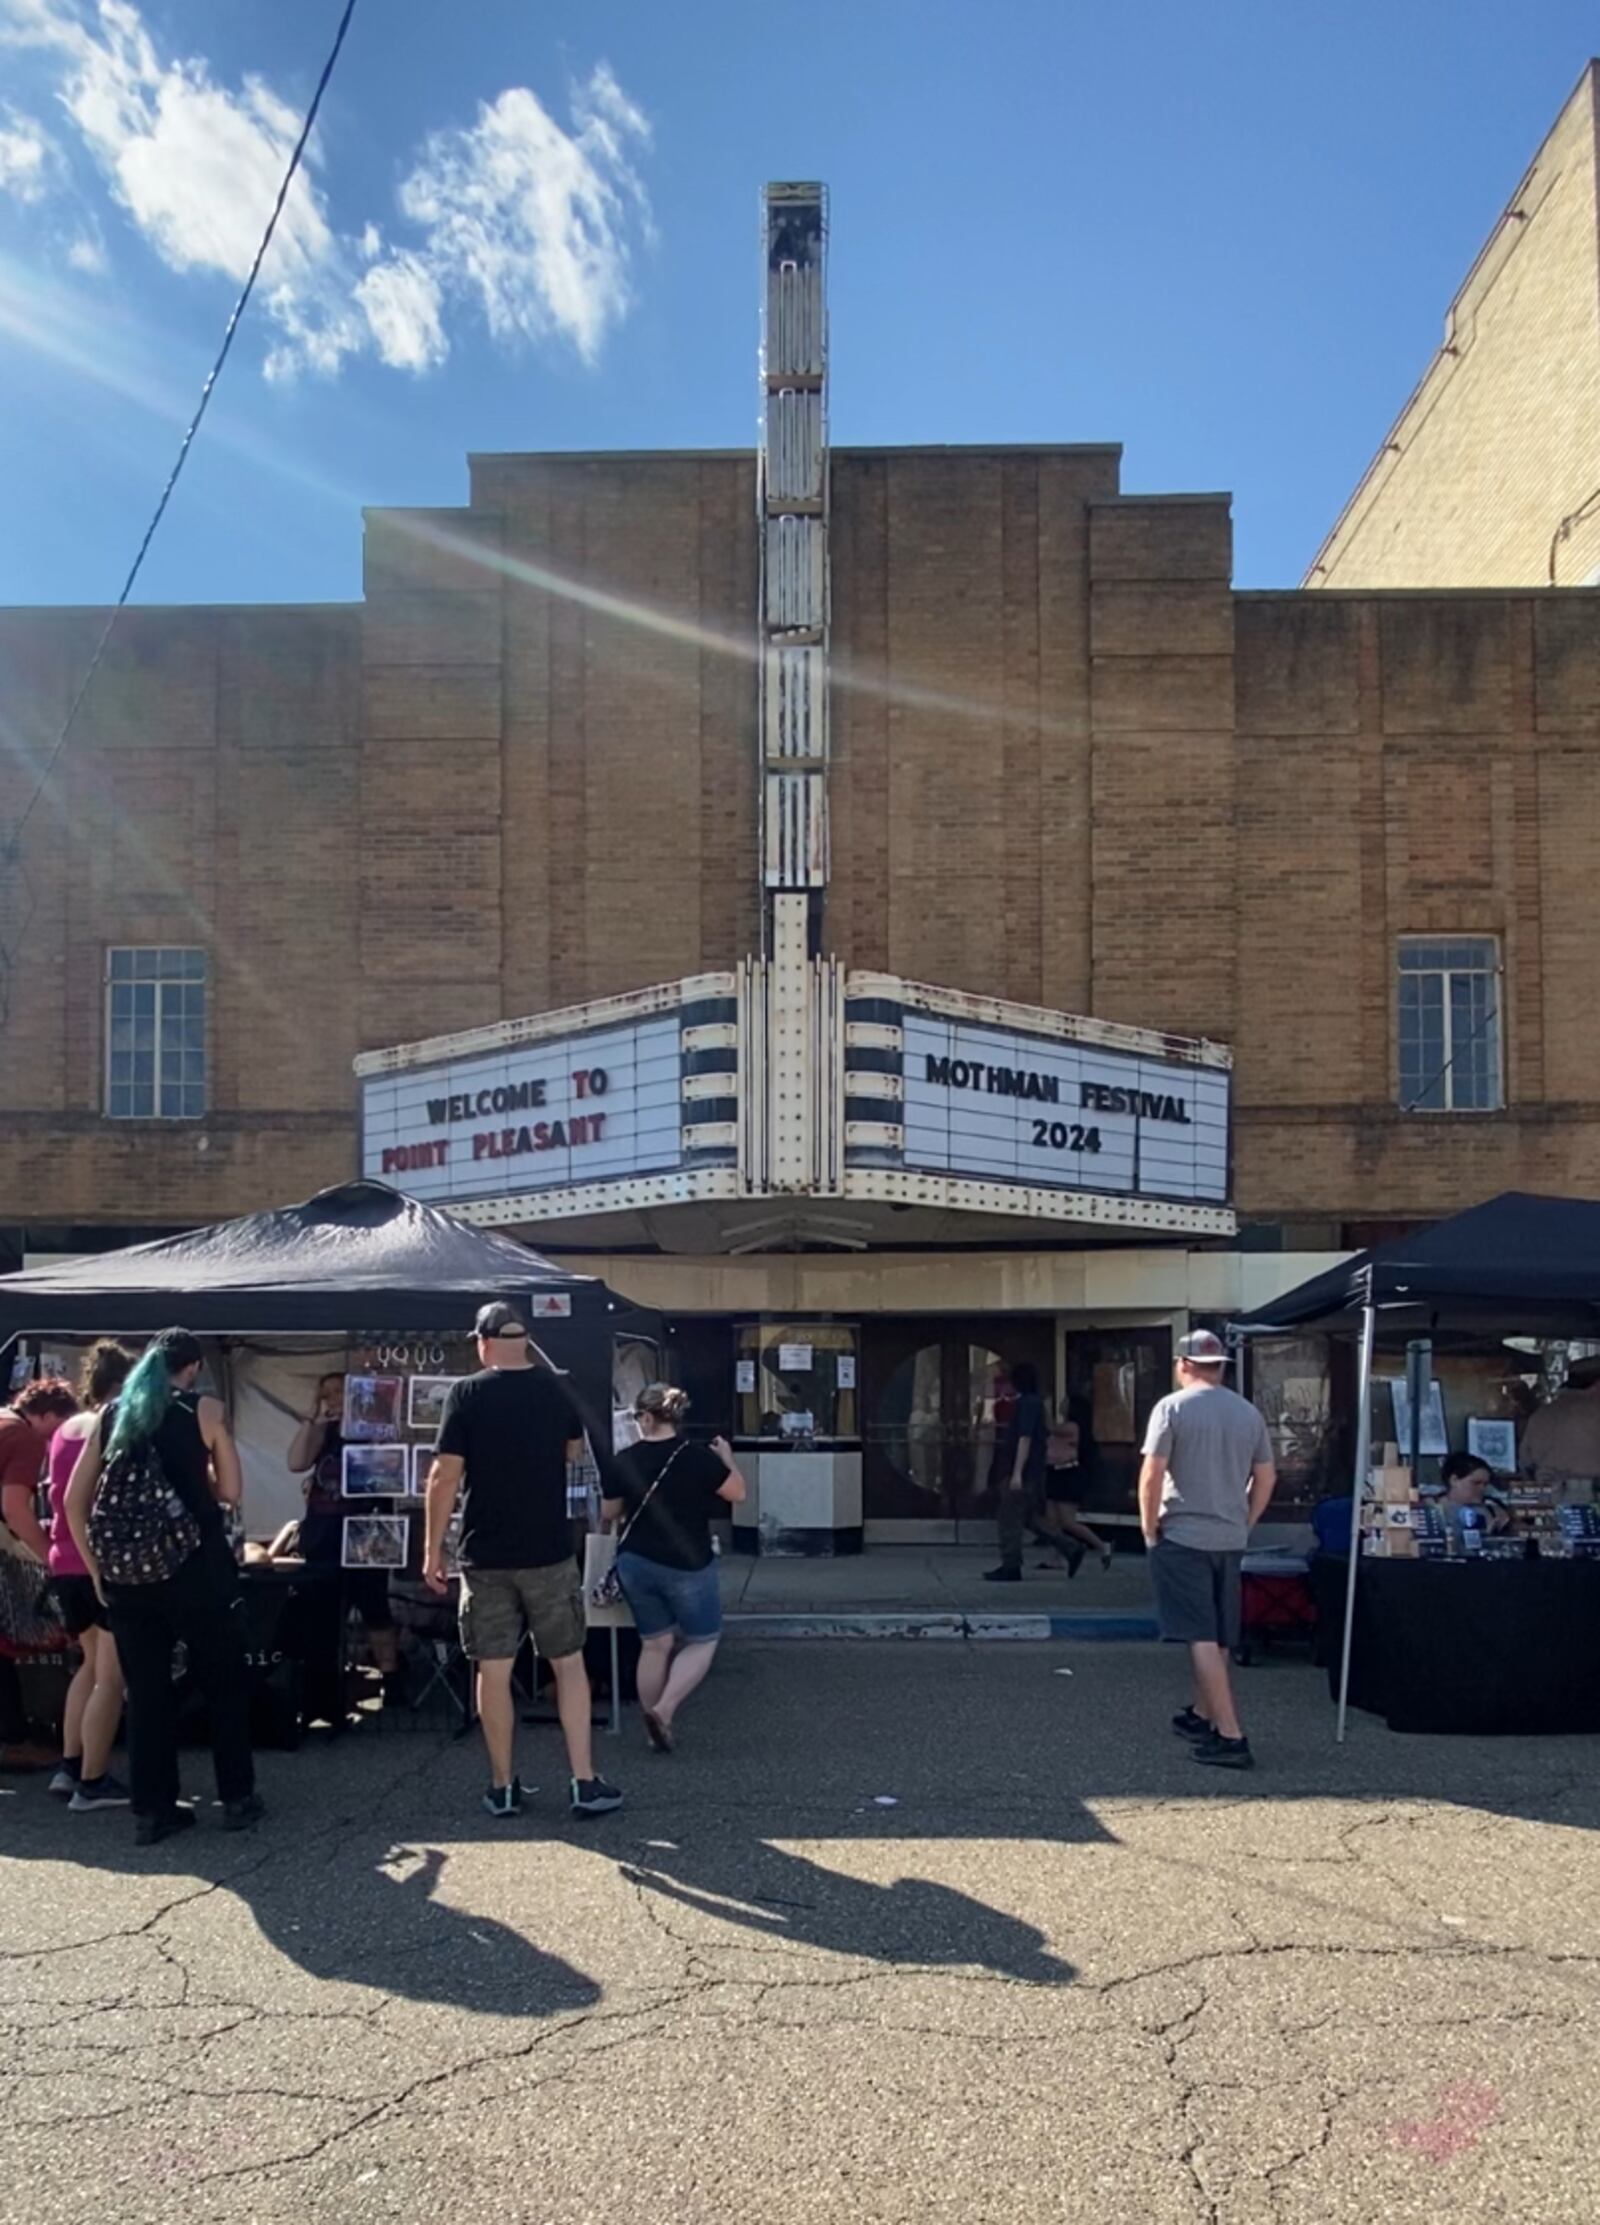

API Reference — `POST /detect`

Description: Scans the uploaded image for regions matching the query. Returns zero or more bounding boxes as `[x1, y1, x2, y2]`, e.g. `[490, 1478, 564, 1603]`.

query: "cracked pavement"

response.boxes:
[4, 1642, 1599, 2223]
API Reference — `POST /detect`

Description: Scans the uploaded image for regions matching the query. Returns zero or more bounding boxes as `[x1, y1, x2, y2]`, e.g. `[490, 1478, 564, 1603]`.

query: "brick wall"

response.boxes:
[3, 449, 1600, 1238]
[1308, 64, 1600, 590]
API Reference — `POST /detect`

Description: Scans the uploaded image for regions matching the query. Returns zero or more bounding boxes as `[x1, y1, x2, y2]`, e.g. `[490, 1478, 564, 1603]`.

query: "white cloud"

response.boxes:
[0, 103, 59, 203]
[65, 223, 105, 271]
[398, 65, 650, 365]
[355, 250, 446, 373]
[0, 0, 654, 380]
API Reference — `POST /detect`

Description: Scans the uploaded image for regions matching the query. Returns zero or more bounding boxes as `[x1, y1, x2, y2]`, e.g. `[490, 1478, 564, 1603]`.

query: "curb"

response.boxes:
[725, 1610, 1160, 1642]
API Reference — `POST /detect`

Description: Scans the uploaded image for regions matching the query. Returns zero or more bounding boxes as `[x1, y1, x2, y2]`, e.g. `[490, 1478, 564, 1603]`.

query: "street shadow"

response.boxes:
[232, 1840, 602, 2017]
[620, 1836, 1074, 1985]
[7, 1811, 600, 2021]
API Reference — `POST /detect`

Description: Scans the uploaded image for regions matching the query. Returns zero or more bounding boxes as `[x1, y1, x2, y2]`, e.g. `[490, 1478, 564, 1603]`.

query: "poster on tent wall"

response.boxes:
[1386, 1378, 1448, 1458]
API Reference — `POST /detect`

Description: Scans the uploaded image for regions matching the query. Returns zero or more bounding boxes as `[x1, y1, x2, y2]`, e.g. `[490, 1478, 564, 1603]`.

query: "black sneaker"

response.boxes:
[570, 1775, 623, 1817]
[221, 1794, 266, 1832]
[134, 1806, 197, 1847]
[482, 1778, 524, 1819]
[1193, 1733, 1254, 1771]
[982, 1566, 1022, 1583]
[48, 1760, 82, 1799]
[69, 1773, 132, 1811]
[1171, 1707, 1212, 1742]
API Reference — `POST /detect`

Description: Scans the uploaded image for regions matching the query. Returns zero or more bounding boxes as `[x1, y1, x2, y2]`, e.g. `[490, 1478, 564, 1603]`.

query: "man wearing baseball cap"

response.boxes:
[423, 1301, 622, 1819]
[1138, 1329, 1276, 1770]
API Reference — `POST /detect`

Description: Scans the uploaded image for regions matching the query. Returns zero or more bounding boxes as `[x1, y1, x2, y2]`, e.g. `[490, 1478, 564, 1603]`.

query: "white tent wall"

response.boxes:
[229, 1346, 348, 1539]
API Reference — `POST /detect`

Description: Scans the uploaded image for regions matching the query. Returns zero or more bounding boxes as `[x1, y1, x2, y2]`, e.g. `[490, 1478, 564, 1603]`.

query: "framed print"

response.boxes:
[407, 1376, 456, 1433]
[341, 1514, 409, 1570]
[342, 1443, 408, 1496]
[343, 1374, 404, 1441]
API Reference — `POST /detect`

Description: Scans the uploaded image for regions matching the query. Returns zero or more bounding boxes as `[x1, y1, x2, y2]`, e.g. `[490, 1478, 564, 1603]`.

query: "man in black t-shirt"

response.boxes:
[422, 1302, 621, 1821]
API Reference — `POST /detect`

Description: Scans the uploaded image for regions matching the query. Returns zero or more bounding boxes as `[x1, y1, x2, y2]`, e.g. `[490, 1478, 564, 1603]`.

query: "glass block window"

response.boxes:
[105, 948, 207, 1120]
[1397, 938, 1502, 1112]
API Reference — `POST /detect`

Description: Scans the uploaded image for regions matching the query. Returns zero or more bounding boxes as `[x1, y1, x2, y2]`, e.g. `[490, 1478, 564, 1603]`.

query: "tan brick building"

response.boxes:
[4, 176, 1600, 1537]
[1308, 61, 1600, 590]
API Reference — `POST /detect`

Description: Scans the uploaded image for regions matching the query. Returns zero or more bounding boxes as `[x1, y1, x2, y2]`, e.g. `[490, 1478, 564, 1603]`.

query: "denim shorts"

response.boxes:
[616, 1551, 722, 1642]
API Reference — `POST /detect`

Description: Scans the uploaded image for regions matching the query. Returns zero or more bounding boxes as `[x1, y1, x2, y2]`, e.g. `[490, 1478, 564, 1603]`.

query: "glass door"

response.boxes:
[1061, 1328, 1173, 1524]
[862, 1319, 1055, 1538]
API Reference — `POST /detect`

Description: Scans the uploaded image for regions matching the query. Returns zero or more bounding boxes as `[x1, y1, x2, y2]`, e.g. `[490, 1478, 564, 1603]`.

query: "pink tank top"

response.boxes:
[46, 1417, 97, 1576]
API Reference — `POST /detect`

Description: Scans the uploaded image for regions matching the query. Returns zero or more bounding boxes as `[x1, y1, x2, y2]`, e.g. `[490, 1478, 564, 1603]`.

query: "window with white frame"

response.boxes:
[1396, 938, 1502, 1112]
[105, 948, 207, 1119]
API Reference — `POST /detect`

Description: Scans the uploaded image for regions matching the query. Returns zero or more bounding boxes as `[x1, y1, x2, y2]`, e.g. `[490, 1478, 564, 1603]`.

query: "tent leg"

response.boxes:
[1336, 1300, 1377, 1743]
[609, 1627, 621, 1739]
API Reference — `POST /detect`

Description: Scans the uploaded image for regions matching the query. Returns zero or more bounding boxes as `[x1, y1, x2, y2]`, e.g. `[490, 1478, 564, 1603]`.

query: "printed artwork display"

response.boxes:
[342, 1443, 408, 1496]
[407, 1376, 456, 1432]
[409, 1444, 435, 1495]
[1386, 1378, 1449, 1459]
[341, 1514, 409, 1570]
[343, 1374, 405, 1441]
[1466, 1417, 1517, 1473]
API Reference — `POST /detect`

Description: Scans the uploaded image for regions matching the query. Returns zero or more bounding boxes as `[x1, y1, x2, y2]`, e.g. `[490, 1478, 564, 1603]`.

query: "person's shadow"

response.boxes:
[10, 1814, 600, 2021]
[621, 1837, 1074, 1986]
[235, 1841, 602, 2016]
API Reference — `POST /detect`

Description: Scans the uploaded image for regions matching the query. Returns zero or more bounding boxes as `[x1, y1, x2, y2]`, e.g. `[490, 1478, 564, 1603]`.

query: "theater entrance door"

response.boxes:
[861, 1319, 1056, 1541]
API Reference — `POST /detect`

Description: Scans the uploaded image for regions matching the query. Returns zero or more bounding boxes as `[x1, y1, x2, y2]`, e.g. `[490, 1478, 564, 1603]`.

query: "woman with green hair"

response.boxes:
[66, 1329, 262, 1847]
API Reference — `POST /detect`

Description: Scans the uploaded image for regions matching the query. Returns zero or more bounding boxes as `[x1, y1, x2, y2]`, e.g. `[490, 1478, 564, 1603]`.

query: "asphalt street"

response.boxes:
[3, 1641, 1598, 2224]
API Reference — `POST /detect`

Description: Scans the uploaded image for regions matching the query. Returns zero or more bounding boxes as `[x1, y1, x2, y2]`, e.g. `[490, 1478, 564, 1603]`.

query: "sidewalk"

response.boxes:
[717, 1541, 1159, 1638]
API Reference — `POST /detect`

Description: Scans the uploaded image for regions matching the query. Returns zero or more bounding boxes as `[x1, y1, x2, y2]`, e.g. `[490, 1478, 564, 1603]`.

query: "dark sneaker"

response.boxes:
[69, 1773, 132, 1811]
[1099, 1545, 1115, 1572]
[1193, 1734, 1254, 1771]
[570, 1775, 623, 1817]
[482, 1778, 523, 1819]
[221, 1794, 266, 1832]
[982, 1566, 1021, 1583]
[1065, 1544, 1087, 1579]
[1171, 1707, 1212, 1742]
[134, 1806, 197, 1847]
[49, 1761, 82, 1799]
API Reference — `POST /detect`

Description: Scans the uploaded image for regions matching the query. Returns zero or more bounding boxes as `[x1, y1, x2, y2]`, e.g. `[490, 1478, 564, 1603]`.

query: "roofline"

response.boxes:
[1236, 582, 1600, 602]
[1303, 57, 1600, 586]
[469, 441, 1125, 466]
[0, 601, 361, 619]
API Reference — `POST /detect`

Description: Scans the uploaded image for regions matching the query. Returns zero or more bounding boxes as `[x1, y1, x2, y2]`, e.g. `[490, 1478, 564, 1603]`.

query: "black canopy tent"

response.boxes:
[1232, 1192, 1600, 1340]
[0, 1180, 651, 1450]
[1231, 1190, 1600, 1737]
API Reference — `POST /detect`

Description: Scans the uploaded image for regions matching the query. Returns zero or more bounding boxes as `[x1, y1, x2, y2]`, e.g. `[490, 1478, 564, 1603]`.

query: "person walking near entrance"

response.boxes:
[984, 1361, 1051, 1584]
[422, 1302, 622, 1821]
[1139, 1330, 1276, 1770]
[601, 1385, 746, 1752]
[1039, 1398, 1115, 1574]
[65, 1330, 262, 1843]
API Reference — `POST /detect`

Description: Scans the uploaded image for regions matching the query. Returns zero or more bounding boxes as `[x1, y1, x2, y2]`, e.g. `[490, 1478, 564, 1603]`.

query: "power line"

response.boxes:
[0, 0, 361, 1003]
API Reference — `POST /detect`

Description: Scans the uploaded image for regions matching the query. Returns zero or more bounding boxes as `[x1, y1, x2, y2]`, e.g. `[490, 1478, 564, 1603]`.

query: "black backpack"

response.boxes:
[88, 1422, 202, 1587]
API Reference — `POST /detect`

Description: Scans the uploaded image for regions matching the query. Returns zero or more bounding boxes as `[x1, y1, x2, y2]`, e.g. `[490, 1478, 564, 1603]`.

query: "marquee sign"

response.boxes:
[899, 1012, 1229, 1204]
[360, 1014, 685, 1206]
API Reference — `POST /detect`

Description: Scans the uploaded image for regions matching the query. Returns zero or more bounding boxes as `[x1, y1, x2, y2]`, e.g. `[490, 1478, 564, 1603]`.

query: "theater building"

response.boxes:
[4, 150, 1600, 1545]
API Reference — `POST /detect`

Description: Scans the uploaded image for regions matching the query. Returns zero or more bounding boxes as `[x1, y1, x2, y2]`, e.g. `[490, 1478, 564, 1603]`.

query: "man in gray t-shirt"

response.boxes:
[1138, 1331, 1276, 1770]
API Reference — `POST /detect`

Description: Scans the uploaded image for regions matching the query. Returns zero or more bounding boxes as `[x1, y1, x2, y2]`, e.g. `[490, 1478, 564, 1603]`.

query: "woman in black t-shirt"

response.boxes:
[601, 1385, 745, 1753]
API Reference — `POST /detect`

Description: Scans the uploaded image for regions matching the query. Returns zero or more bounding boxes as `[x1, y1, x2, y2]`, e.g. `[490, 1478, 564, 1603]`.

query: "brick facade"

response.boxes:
[1308, 63, 1600, 591]
[3, 443, 1600, 1244]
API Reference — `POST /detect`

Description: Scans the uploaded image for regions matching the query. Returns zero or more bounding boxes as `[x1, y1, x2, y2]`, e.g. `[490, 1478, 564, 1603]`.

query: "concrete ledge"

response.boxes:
[725, 1609, 1160, 1641]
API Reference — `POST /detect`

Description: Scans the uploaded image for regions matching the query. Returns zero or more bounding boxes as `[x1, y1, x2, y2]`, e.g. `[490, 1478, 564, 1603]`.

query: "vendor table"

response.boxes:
[1311, 1554, 1600, 1735]
[231, 1563, 345, 1745]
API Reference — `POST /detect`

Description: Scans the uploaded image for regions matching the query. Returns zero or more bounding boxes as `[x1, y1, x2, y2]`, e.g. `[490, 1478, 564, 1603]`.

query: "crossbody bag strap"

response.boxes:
[615, 1441, 690, 1551]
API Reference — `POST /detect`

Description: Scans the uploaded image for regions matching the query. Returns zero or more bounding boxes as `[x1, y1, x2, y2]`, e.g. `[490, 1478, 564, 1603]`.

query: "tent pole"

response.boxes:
[1336, 1293, 1377, 1743]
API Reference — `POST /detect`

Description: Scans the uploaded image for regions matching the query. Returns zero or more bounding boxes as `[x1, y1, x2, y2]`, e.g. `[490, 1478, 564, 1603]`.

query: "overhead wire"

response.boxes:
[0, 0, 361, 1027]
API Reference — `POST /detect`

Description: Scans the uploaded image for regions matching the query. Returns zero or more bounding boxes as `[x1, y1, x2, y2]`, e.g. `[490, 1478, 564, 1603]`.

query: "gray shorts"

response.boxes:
[1149, 1540, 1243, 1648]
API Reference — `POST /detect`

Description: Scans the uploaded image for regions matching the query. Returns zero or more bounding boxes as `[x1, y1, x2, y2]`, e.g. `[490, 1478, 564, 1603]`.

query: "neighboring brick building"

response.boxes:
[4, 177, 1600, 1536]
[1308, 61, 1600, 590]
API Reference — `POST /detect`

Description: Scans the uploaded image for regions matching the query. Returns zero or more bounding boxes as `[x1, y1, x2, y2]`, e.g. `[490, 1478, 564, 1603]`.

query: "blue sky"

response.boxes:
[1, 0, 1595, 605]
